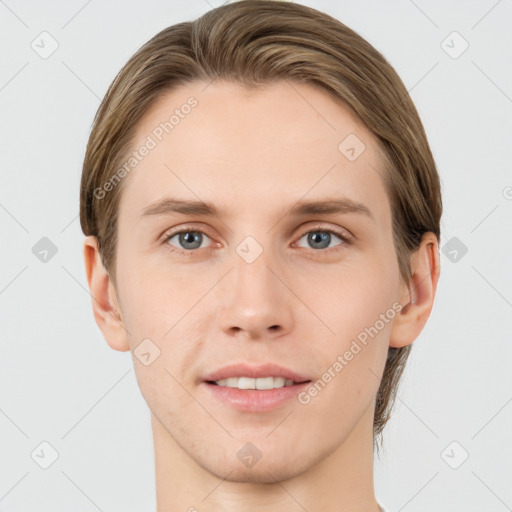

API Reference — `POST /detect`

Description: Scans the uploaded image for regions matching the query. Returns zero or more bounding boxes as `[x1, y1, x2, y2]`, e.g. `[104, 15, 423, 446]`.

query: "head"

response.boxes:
[80, 0, 441, 477]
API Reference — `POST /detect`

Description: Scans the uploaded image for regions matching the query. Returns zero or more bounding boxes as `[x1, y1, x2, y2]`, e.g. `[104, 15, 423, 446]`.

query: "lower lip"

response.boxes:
[202, 381, 311, 412]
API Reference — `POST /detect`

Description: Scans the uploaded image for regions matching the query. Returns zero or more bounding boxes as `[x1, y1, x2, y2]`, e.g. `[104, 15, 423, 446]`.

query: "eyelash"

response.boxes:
[161, 224, 353, 256]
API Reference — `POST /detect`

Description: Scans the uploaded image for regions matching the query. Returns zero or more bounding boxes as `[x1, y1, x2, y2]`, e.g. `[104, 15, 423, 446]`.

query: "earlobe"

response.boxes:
[83, 235, 130, 352]
[389, 232, 441, 348]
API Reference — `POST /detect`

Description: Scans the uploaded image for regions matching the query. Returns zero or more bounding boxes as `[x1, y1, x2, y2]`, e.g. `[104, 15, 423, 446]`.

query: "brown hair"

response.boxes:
[79, 0, 442, 450]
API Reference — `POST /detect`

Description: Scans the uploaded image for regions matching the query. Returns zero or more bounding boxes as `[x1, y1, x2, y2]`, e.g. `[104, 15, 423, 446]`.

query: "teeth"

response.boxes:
[213, 377, 297, 389]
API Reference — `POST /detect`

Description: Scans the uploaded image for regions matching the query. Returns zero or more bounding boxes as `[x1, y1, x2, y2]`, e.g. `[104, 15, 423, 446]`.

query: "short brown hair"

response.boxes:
[79, 0, 442, 449]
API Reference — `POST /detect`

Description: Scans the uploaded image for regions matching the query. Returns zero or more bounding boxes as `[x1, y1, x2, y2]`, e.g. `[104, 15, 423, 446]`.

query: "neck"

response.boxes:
[152, 404, 380, 512]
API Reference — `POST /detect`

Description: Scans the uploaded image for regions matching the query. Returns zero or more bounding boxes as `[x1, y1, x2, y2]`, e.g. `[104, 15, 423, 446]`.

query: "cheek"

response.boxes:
[116, 257, 207, 377]
[116, 253, 197, 336]
[296, 252, 398, 408]
[292, 253, 399, 340]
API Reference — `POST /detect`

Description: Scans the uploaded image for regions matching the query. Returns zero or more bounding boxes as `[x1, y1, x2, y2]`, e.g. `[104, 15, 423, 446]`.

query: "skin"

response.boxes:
[84, 80, 440, 511]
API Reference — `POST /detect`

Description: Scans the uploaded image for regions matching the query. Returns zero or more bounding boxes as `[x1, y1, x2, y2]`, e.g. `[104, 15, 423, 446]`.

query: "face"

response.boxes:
[112, 80, 403, 482]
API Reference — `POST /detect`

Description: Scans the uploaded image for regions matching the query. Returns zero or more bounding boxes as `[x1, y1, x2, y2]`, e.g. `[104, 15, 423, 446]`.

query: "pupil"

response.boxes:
[309, 231, 329, 249]
[181, 231, 201, 249]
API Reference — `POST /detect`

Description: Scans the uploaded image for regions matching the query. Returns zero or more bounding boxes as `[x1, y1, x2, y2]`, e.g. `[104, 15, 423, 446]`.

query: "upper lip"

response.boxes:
[202, 363, 312, 383]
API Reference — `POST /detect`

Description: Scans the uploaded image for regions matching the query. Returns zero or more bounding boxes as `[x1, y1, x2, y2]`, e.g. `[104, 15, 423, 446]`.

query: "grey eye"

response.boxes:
[167, 230, 210, 250]
[296, 230, 343, 250]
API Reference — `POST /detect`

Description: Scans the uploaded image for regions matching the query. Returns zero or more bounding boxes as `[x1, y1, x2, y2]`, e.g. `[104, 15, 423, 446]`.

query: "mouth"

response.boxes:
[202, 377, 312, 412]
[205, 376, 311, 390]
[201, 362, 312, 386]
[200, 363, 313, 412]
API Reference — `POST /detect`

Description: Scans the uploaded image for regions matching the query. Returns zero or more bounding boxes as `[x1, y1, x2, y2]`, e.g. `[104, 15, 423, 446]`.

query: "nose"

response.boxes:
[217, 244, 294, 341]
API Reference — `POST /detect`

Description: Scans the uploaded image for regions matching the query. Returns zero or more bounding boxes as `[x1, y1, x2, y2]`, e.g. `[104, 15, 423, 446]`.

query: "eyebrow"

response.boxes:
[141, 196, 374, 222]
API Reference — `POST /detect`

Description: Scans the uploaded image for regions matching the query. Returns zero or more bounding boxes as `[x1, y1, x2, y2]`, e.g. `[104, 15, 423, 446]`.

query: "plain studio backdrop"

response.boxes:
[1, 1, 511, 511]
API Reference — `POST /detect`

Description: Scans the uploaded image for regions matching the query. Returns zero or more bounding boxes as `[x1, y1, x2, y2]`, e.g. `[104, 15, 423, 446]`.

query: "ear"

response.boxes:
[83, 235, 130, 352]
[389, 232, 441, 348]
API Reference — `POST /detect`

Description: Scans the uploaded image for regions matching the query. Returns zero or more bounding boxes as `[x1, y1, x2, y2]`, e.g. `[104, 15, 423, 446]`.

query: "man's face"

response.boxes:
[113, 80, 403, 481]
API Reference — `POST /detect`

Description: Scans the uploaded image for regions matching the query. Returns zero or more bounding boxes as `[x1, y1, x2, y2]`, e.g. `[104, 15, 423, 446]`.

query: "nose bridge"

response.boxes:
[217, 230, 293, 338]
[232, 232, 279, 302]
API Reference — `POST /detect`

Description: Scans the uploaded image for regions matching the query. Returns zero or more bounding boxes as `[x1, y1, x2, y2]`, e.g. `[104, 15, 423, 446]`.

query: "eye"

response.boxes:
[295, 226, 352, 251]
[164, 228, 213, 252]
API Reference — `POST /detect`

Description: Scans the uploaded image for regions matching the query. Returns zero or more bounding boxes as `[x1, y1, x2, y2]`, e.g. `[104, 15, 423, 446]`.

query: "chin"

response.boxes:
[196, 441, 317, 484]
[209, 457, 310, 484]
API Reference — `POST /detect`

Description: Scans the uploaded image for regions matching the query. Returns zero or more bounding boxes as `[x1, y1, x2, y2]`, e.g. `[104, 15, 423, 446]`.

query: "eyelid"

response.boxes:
[295, 222, 354, 243]
[161, 224, 215, 247]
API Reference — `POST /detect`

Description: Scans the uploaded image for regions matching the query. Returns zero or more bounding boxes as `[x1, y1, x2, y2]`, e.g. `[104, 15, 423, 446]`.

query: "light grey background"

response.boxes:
[1, 0, 511, 510]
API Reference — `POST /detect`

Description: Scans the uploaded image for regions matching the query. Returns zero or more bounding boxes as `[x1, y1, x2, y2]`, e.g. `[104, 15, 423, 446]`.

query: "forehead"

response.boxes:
[117, 80, 390, 224]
